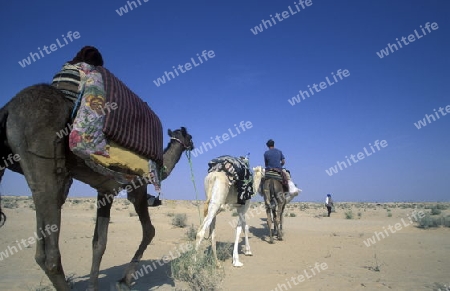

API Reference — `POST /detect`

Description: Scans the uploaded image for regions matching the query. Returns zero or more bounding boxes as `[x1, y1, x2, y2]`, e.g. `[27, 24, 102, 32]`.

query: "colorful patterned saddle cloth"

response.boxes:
[208, 155, 254, 205]
[67, 63, 161, 190]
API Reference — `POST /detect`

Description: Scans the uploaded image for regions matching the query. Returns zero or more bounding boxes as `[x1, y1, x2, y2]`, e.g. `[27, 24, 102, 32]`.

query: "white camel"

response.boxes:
[195, 166, 264, 267]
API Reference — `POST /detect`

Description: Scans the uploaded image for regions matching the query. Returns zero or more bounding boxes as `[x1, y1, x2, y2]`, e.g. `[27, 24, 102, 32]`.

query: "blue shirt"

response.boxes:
[264, 148, 285, 169]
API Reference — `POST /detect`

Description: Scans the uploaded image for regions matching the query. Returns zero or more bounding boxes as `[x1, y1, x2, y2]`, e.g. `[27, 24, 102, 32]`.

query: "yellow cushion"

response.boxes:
[90, 142, 149, 176]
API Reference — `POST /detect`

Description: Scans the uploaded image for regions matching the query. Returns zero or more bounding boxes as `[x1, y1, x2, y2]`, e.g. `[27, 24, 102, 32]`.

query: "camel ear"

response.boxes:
[181, 127, 187, 135]
[168, 129, 173, 136]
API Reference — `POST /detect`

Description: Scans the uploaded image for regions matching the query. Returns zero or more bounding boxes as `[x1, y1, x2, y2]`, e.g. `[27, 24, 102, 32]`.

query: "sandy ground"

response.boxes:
[0, 197, 449, 291]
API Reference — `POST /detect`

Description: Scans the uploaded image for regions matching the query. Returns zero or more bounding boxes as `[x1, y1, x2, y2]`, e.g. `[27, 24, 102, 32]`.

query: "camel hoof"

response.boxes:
[233, 261, 244, 267]
[244, 251, 253, 256]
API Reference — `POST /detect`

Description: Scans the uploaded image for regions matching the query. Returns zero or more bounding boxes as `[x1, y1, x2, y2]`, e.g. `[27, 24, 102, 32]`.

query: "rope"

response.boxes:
[185, 150, 202, 224]
[71, 82, 85, 119]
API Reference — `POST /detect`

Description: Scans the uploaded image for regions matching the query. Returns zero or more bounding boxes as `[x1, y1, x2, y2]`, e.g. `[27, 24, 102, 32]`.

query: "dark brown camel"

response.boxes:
[0, 83, 194, 291]
[262, 174, 287, 244]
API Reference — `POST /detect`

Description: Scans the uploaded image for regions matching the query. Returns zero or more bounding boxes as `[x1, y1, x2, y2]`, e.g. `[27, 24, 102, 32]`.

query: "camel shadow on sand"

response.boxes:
[248, 217, 285, 244]
[71, 259, 175, 291]
[248, 218, 272, 243]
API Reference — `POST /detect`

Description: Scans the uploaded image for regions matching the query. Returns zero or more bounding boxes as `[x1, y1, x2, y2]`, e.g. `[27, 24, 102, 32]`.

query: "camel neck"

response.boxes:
[161, 140, 184, 180]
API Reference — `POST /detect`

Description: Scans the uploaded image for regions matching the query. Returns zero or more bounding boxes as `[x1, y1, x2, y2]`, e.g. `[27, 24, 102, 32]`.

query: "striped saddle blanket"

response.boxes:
[97, 67, 163, 166]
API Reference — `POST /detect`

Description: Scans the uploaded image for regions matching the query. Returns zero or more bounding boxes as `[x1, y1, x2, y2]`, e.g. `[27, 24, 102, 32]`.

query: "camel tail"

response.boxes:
[0, 104, 8, 227]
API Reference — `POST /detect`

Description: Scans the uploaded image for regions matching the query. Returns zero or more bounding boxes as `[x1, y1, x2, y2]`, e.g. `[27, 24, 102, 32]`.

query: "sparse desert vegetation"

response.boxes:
[0, 196, 449, 290]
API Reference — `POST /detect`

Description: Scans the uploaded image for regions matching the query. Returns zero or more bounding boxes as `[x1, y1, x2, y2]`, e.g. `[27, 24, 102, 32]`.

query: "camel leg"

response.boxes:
[202, 200, 212, 240]
[24, 165, 71, 289]
[242, 202, 253, 257]
[196, 174, 228, 265]
[263, 181, 274, 244]
[276, 191, 286, 241]
[209, 215, 221, 267]
[264, 206, 274, 244]
[86, 191, 114, 291]
[244, 224, 252, 255]
[195, 201, 220, 255]
[232, 202, 250, 267]
[276, 202, 284, 241]
[118, 186, 155, 288]
[272, 208, 279, 238]
[33, 193, 70, 291]
[8, 132, 72, 290]
[232, 215, 243, 267]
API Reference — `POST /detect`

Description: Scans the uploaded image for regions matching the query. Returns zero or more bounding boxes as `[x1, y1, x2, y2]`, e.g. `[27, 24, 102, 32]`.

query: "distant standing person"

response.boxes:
[325, 194, 334, 217]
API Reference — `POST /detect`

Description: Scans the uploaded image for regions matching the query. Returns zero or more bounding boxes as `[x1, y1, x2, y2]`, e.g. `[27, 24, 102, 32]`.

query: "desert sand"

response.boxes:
[0, 196, 449, 291]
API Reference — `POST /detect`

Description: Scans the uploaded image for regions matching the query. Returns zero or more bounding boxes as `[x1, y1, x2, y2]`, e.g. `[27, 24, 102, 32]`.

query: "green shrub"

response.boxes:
[436, 203, 449, 210]
[444, 216, 450, 228]
[185, 224, 197, 241]
[3, 200, 19, 209]
[171, 249, 224, 291]
[172, 213, 188, 228]
[345, 210, 354, 219]
[431, 207, 442, 215]
[416, 214, 450, 229]
[215, 242, 232, 261]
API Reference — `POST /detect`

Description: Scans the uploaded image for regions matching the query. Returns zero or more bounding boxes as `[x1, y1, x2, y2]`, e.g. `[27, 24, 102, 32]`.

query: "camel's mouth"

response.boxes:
[186, 141, 194, 151]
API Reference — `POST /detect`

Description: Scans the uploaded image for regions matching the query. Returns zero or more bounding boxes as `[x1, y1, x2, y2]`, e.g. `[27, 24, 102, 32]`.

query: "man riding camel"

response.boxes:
[263, 139, 301, 202]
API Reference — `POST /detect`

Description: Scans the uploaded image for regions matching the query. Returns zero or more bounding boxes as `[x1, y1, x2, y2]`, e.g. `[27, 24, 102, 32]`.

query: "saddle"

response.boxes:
[264, 168, 289, 192]
[53, 62, 162, 190]
[208, 156, 254, 205]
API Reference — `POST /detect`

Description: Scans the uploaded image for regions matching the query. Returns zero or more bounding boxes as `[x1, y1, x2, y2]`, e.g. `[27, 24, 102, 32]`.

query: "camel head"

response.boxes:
[161, 127, 194, 180]
[167, 127, 194, 151]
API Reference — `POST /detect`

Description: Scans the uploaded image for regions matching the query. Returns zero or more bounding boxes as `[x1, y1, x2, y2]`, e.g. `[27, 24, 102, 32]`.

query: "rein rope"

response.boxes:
[185, 150, 202, 225]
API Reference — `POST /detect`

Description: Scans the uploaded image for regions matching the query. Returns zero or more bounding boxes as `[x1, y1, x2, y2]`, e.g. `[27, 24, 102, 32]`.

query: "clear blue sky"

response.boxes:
[0, 0, 449, 202]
